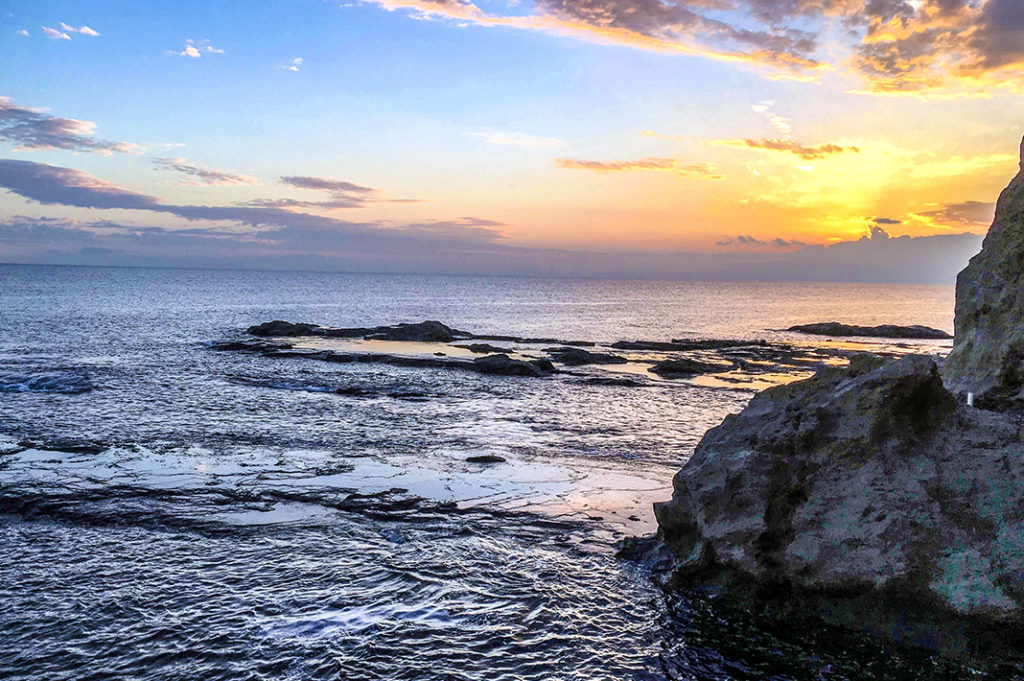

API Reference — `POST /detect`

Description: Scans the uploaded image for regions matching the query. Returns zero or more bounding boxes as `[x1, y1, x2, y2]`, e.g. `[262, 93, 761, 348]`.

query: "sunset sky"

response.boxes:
[1, 0, 1022, 281]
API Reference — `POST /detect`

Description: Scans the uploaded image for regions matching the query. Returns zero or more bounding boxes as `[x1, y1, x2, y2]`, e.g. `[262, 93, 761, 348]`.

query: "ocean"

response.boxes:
[1, 264, 989, 680]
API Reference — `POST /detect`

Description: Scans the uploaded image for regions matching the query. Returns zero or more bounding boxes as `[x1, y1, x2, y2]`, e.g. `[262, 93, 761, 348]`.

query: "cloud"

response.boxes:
[17, 29, 29, 37]
[914, 200, 995, 228]
[280, 176, 376, 194]
[0, 158, 983, 284]
[716, 138, 859, 160]
[0, 97, 138, 155]
[350, 0, 1024, 95]
[41, 26, 71, 41]
[555, 157, 723, 178]
[152, 157, 259, 186]
[59, 23, 100, 36]
[171, 39, 224, 58]
[0, 159, 160, 210]
[281, 57, 303, 72]
[466, 131, 565, 149]
[751, 100, 792, 136]
[717, 234, 805, 247]
[872, 216, 902, 225]
[0, 212, 982, 284]
[256, 175, 387, 209]
[0, 160, 490, 252]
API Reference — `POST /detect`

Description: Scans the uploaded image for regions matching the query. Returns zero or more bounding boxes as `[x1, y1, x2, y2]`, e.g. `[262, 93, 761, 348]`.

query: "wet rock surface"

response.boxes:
[655, 353, 1024, 659]
[649, 358, 727, 377]
[788, 322, 951, 339]
[545, 347, 628, 366]
[944, 138, 1024, 406]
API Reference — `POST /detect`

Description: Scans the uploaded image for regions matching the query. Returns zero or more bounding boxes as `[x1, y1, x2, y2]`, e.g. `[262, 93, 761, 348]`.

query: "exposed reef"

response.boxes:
[654, 135, 1024, 663]
[223, 319, 933, 390]
[787, 322, 951, 339]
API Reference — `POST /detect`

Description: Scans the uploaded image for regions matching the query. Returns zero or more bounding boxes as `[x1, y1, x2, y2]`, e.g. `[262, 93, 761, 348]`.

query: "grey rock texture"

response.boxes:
[944, 138, 1024, 405]
[654, 354, 1024, 636]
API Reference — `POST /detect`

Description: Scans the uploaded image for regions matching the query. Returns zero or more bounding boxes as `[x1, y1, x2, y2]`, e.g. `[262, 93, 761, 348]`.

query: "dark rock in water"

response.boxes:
[787, 322, 951, 339]
[364, 320, 463, 342]
[545, 347, 627, 366]
[471, 354, 555, 377]
[247, 320, 324, 337]
[578, 376, 642, 387]
[473, 334, 596, 347]
[248, 319, 469, 341]
[17, 438, 109, 455]
[669, 338, 769, 350]
[611, 340, 690, 352]
[465, 454, 506, 464]
[209, 339, 293, 352]
[455, 343, 513, 354]
[649, 357, 725, 377]
[654, 354, 1024, 656]
[944, 137, 1024, 407]
[612, 338, 766, 352]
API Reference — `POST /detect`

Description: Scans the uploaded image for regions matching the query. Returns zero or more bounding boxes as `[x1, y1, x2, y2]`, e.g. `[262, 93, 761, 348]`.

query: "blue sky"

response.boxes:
[0, 0, 1021, 281]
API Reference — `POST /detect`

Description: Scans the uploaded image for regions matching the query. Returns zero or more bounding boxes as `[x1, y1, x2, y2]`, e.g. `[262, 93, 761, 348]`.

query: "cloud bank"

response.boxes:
[0, 158, 985, 283]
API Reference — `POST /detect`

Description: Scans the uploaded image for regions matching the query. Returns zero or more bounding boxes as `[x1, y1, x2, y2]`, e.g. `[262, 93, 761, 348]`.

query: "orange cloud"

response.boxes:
[714, 138, 860, 160]
[555, 157, 723, 178]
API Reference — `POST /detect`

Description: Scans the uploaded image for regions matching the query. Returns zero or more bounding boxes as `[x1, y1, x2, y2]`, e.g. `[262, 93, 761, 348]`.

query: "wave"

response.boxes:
[0, 370, 93, 394]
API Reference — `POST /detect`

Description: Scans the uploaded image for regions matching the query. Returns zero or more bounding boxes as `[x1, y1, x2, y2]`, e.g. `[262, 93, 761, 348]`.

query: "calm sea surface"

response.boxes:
[1, 264, 992, 680]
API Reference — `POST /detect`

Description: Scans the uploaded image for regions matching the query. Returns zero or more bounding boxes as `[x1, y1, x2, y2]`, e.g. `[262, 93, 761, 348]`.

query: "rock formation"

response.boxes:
[655, 355, 1024, 656]
[654, 136, 1024, 662]
[944, 137, 1024, 406]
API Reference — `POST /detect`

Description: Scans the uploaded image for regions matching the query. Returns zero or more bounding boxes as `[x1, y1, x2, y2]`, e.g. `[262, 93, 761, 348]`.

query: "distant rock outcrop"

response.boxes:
[788, 322, 951, 340]
[943, 138, 1024, 406]
[247, 320, 470, 342]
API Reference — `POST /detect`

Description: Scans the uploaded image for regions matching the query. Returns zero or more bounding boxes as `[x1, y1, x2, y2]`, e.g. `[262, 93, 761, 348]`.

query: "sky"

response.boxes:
[0, 0, 1021, 282]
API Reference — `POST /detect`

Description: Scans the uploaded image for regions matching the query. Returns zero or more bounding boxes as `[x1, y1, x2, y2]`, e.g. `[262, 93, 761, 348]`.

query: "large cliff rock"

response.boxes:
[654, 355, 1024, 657]
[943, 137, 1024, 406]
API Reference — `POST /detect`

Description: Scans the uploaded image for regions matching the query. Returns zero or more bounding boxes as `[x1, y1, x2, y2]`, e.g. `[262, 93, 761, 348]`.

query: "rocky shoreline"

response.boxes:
[650, 136, 1024, 666]
[218, 319, 927, 387]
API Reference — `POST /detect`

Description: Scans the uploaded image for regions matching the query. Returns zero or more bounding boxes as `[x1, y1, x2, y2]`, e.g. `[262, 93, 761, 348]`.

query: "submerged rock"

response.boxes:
[944, 138, 1024, 407]
[649, 357, 725, 377]
[654, 354, 1024, 657]
[787, 322, 951, 339]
